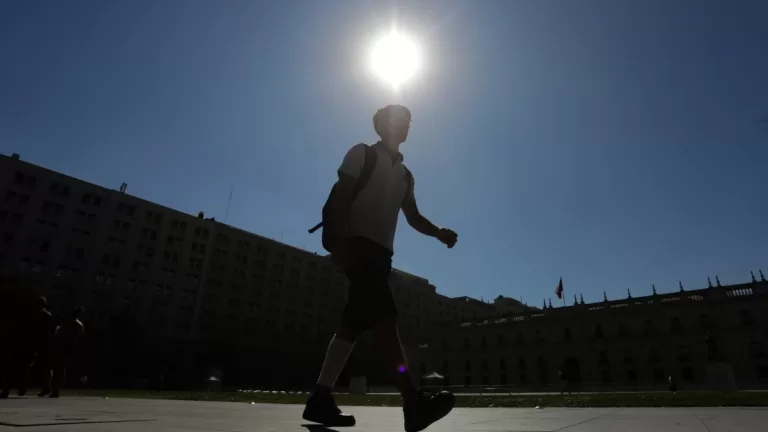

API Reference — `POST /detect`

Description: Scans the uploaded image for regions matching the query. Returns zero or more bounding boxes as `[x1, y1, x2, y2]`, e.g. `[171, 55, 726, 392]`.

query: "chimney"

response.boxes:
[11, 153, 20, 160]
[198, 211, 204, 219]
[119, 182, 128, 193]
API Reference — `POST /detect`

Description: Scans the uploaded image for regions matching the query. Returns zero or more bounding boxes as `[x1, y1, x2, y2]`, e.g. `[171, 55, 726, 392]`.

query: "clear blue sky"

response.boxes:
[2, 0, 767, 305]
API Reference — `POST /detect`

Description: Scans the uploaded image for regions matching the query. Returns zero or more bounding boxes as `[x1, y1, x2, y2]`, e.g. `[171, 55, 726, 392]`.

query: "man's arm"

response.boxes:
[402, 181, 458, 248]
[402, 191, 441, 238]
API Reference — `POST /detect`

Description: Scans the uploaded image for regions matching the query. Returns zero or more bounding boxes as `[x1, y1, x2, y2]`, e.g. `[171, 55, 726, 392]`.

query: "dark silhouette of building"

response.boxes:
[421, 278, 768, 390]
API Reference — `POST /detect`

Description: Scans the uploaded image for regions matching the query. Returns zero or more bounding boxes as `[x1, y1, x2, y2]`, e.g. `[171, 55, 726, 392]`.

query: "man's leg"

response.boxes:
[371, 316, 417, 400]
[316, 327, 357, 389]
[50, 359, 68, 398]
[39, 366, 52, 397]
[302, 326, 358, 426]
[350, 237, 454, 432]
[371, 316, 455, 432]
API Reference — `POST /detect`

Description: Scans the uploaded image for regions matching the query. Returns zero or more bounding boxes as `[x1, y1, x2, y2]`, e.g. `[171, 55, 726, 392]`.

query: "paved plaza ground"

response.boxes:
[1, 396, 767, 431]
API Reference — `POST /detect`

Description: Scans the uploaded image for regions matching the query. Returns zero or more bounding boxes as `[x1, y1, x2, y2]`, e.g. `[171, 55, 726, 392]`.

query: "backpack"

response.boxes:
[308, 144, 378, 253]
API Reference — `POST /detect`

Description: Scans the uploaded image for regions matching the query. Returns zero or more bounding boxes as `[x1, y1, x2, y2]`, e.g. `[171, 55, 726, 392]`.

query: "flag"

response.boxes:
[555, 278, 564, 299]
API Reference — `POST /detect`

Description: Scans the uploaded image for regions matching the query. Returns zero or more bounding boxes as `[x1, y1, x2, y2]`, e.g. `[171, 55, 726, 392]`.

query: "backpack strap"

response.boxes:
[308, 144, 377, 234]
[350, 144, 378, 202]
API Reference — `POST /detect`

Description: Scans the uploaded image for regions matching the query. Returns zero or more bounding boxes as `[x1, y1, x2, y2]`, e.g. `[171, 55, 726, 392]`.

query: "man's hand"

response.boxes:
[437, 228, 458, 249]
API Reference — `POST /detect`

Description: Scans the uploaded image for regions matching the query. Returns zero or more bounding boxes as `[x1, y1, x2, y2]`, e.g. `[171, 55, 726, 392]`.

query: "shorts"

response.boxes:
[341, 236, 398, 333]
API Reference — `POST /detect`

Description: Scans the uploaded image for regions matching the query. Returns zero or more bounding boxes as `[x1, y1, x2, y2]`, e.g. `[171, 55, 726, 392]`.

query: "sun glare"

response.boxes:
[370, 31, 420, 89]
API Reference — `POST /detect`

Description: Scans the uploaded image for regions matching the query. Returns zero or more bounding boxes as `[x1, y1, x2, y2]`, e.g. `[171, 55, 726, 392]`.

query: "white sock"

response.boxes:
[317, 335, 355, 388]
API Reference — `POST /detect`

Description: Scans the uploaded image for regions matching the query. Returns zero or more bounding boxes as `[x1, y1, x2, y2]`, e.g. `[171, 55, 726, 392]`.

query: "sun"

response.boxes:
[370, 31, 421, 89]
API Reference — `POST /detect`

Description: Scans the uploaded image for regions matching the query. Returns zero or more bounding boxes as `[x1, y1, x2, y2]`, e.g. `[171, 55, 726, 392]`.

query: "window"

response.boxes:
[480, 336, 487, 348]
[500, 373, 508, 385]
[481, 359, 488, 371]
[595, 324, 605, 339]
[599, 351, 610, 365]
[740, 310, 756, 327]
[81, 193, 92, 204]
[516, 332, 524, 345]
[670, 316, 683, 333]
[644, 318, 655, 336]
[117, 202, 135, 216]
[618, 322, 630, 337]
[13, 172, 25, 184]
[499, 358, 506, 370]
[463, 338, 470, 349]
[464, 360, 471, 372]
[564, 328, 572, 342]
[654, 368, 665, 381]
[517, 357, 526, 369]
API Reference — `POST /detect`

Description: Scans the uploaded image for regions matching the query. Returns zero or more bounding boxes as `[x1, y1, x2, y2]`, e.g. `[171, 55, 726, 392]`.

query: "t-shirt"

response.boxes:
[338, 142, 414, 253]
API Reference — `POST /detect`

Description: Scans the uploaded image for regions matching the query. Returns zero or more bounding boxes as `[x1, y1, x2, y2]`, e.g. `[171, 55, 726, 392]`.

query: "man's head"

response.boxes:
[71, 306, 84, 320]
[373, 105, 411, 145]
[37, 296, 47, 309]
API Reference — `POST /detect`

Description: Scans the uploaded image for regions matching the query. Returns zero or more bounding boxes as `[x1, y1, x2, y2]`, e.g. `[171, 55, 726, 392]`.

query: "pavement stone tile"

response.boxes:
[1, 396, 768, 431]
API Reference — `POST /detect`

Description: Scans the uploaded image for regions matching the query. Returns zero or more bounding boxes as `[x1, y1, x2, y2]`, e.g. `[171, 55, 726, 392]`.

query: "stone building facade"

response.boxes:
[421, 279, 768, 390]
[6, 152, 762, 390]
[0, 153, 510, 388]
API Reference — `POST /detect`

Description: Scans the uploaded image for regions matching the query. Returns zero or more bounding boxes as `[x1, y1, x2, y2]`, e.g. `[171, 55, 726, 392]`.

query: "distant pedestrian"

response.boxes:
[41, 307, 85, 398]
[668, 376, 677, 394]
[557, 370, 569, 395]
[304, 105, 459, 432]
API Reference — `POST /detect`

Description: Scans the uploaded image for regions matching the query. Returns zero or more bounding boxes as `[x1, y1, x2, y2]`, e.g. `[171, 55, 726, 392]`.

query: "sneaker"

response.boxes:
[403, 390, 455, 432]
[37, 390, 50, 397]
[302, 386, 356, 427]
[49, 392, 59, 399]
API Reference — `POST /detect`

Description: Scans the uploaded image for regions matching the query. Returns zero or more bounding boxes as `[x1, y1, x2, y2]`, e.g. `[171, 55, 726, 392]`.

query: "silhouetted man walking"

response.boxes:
[42, 307, 84, 398]
[303, 105, 459, 432]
